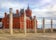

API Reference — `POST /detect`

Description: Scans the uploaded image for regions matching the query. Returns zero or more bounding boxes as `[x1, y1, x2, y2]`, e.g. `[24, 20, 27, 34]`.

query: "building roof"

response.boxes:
[7, 13, 33, 20]
[7, 13, 20, 18]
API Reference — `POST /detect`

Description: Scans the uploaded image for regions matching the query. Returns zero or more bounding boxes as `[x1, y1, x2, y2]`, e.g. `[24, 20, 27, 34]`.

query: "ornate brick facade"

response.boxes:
[2, 6, 37, 29]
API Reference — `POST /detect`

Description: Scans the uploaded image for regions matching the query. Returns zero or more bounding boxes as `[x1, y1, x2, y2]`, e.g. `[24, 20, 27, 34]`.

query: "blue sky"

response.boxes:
[0, 0, 56, 26]
[0, 0, 56, 17]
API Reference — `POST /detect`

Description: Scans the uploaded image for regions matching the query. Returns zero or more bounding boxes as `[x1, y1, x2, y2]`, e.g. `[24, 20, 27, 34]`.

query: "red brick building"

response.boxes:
[2, 6, 37, 29]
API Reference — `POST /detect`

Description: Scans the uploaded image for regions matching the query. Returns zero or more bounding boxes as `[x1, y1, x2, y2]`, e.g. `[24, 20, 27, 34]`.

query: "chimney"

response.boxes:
[16, 9, 19, 14]
[4, 12, 7, 17]
[34, 16, 36, 19]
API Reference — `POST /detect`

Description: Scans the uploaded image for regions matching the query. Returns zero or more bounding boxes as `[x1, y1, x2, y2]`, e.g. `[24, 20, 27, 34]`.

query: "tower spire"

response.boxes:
[27, 4, 30, 10]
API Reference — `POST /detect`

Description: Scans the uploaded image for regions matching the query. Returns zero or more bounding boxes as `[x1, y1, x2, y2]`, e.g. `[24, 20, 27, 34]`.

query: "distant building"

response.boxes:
[0, 18, 2, 28]
[2, 6, 37, 29]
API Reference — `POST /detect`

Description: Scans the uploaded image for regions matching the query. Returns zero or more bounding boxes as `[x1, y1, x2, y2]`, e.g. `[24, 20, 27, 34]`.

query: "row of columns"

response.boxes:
[42, 18, 53, 33]
[9, 8, 27, 35]
[9, 8, 37, 35]
[9, 8, 53, 35]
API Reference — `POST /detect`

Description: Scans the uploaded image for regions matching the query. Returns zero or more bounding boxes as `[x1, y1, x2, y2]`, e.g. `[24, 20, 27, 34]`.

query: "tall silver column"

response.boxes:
[34, 16, 37, 33]
[43, 17, 45, 33]
[51, 19, 53, 32]
[24, 11, 26, 35]
[9, 8, 13, 35]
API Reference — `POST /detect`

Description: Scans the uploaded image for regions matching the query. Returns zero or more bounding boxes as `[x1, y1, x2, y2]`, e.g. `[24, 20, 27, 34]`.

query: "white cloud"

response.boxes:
[32, 4, 56, 17]
[53, 20, 56, 24]
[45, 19, 51, 24]
[0, 12, 4, 18]
[0, 0, 56, 18]
[1, 2, 27, 13]
[7, 2, 26, 8]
